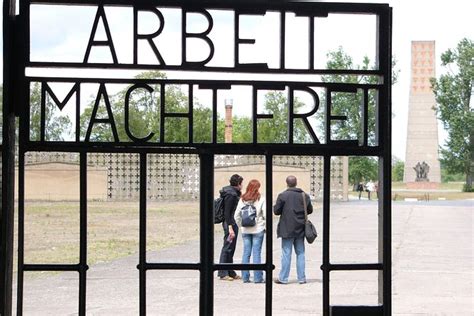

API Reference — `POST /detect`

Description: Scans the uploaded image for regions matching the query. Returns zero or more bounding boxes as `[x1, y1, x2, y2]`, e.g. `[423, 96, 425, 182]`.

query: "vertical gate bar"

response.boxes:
[376, 7, 392, 316]
[199, 153, 214, 316]
[139, 153, 147, 316]
[308, 16, 314, 70]
[322, 155, 331, 316]
[16, 152, 25, 316]
[1, 1, 17, 314]
[264, 154, 273, 316]
[252, 86, 257, 144]
[211, 90, 218, 144]
[188, 84, 194, 144]
[377, 7, 392, 316]
[79, 152, 87, 316]
[279, 11, 285, 69]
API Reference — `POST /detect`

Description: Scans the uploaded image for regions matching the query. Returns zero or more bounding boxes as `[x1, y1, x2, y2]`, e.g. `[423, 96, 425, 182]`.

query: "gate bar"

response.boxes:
[265, 154, 273, 316]
[79, 152, 88, 316]
[199, 153, 214, 316]
[322, 155, 331, 316]
[16, 153, 25, 316]
[23, 264, 80, 271]
[139, 152, 147, 315]
[376, 7, 392, 316]
[0, 1, 17, 315]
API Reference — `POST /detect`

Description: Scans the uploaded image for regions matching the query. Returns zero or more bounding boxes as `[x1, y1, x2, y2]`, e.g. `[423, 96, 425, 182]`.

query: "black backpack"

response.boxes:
[241, 204, 257, 227]
[213, 197, 225, 224]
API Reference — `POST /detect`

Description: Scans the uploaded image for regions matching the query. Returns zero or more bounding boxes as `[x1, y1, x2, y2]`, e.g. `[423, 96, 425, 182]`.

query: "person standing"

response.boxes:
[366, 180, 375, 200]
[273, 175, 313, 284]
[234, 179, 266, 283]
[357, 182, 364, 200]
[217, 174, 243, 281]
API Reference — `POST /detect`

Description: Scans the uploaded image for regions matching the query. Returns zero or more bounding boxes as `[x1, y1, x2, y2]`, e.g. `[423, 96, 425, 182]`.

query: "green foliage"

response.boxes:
[431, 38, 474, 191]
[30, 82, 72, 141]
[320, 47, 398, 143]
[257, 91, 310, 143]
[80, 72, 311, 143]
[441, 168, 465, 182]
[80, 71, 213, 143]
[323, 47, 398, 184]
[349, 156, 378, 185]
[392, 157, 404, 182]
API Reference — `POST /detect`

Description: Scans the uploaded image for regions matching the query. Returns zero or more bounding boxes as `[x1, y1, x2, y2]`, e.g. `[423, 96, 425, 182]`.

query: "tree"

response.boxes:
[392, 156, 404, 182]
[349, 156, 378, 186]
[257, 91, 310, 143]
[321, 47, 399, 185]
[30, 82, 72, 141]
[81, 73, 311, 144]
[431, 38, 474, 191]
[321, 46, 399, 143]
[80, 71, 214, 143]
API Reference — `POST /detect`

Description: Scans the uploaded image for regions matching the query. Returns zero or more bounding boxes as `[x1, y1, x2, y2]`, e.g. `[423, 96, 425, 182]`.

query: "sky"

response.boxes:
[2, 0, 473, 160]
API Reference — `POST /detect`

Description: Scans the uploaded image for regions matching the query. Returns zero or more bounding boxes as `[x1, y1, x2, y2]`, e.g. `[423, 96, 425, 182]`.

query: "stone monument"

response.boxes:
[404, 41, 441, 189]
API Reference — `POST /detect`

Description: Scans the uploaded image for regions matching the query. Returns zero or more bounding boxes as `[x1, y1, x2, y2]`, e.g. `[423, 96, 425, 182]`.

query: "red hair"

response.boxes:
[241, 179, 261, 202]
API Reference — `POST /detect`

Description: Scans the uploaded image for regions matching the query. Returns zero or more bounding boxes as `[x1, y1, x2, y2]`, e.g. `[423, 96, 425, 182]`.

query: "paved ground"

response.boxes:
[13, 200, 473, 315]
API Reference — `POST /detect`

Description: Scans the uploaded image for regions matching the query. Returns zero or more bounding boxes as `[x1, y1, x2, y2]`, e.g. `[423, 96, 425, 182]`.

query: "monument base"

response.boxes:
[406, 182, 440, 190]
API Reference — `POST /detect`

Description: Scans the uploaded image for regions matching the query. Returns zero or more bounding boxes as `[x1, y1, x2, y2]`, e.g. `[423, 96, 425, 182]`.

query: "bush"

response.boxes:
[463, 183, 474, 192]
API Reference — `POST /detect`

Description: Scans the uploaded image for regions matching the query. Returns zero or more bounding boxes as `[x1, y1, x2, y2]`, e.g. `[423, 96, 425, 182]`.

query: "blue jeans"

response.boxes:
[241, 231, 265, 283]
[279, 237, 306, 283]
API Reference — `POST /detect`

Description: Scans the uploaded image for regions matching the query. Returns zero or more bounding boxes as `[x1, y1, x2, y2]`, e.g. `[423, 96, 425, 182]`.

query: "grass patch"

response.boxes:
[16, 201, 200, 270]
[391, 181, 465, 191]
[391, 191, 474, 201]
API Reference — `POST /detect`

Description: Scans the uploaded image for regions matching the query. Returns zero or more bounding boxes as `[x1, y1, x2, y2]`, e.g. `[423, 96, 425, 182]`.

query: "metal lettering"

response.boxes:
[85, 83, 119, 142]
[134, 7, 166, 65]
[124, 83, 155, 142]
[83, 5, 118, 64]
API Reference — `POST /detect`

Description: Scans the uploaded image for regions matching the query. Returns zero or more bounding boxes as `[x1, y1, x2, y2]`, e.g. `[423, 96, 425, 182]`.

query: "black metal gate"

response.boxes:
[1, 1, 392, 315]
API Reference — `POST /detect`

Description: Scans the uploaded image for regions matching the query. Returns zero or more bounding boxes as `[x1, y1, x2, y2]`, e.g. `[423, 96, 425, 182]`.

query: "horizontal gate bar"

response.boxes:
[23, 264, 87, 272]
[330, 305, 383, 316]
[27, 62, 384, 75]
[142, 263, 274, 271]
[322, 263, 383, 271]
[214, 263, 272, 271]
[26, 0, 389, 14]
[21, 143, 385, 156]
[25, 76, 383, 86]
[141, 263, 200, 270]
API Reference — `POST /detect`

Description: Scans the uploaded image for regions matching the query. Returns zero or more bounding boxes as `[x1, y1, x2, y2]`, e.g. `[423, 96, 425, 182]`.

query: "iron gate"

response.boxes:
[1, 1, 392, 315]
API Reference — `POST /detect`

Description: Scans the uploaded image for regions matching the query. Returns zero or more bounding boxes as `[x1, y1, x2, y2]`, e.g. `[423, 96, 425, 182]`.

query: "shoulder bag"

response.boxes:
[302, 192, 317, 244]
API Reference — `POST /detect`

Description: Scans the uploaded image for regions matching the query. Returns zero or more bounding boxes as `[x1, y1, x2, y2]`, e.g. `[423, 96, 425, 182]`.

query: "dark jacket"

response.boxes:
[220, 185, 241, 226]
[273, 187, 313, 238]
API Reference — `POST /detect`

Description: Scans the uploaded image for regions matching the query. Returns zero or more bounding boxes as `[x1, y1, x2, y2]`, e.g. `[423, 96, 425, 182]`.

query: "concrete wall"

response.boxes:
[15, 162, 107, 201]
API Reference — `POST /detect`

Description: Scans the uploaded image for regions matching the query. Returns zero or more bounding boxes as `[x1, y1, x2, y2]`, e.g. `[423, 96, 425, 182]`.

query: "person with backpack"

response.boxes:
[273, 175, 313, 284]
[217, 174, 243, 281]
[234, 179, 266, 283]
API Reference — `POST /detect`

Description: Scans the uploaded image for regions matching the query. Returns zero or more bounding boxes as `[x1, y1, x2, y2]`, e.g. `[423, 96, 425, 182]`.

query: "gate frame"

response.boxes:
[1, 1, 392, 315]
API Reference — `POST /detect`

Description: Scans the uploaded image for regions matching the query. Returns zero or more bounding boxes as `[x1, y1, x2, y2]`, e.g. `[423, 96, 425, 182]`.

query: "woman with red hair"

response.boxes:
[234, 179, 266, 283]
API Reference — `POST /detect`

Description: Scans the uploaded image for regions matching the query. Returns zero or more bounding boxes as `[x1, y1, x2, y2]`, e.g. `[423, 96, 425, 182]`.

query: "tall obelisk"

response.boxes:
[404, 41, 441, 188]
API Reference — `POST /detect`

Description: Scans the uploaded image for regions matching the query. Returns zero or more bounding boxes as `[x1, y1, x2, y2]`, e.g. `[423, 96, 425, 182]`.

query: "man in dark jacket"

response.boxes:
[217, 174, 243, 280]
[273, 175, 313, 284]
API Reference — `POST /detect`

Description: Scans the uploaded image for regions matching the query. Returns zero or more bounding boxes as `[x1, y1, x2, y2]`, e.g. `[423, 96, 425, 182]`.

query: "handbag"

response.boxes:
[302, 192, 317, 244]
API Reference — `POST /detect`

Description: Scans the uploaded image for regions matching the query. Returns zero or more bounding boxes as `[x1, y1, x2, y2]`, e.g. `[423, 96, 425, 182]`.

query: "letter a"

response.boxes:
[85, 84, 119, 142]
[83, 5, 118, 64]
